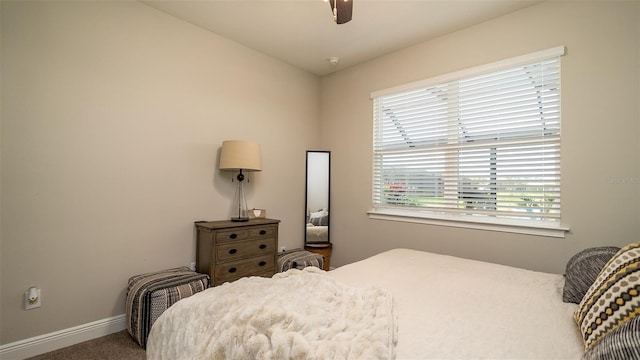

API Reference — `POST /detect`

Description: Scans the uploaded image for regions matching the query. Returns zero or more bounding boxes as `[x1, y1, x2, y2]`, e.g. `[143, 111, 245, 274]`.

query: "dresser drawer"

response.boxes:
[216, 229, 250, 242]
[216, 238, 276, 262]
[213, 270, 274, 287]
[214, 255, 275, 282]
[216, 225, 277, 243]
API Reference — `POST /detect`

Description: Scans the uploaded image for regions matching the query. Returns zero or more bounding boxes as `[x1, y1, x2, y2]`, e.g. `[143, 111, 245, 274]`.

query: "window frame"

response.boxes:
[368, 46, 570, 238]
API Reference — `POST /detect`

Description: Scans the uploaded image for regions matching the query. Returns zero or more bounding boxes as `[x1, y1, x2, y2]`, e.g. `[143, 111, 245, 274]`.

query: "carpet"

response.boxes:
[26, 330, 145, 360]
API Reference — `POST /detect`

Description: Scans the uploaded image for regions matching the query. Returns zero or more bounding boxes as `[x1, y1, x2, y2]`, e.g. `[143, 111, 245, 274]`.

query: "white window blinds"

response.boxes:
[372, 47, 565, 226]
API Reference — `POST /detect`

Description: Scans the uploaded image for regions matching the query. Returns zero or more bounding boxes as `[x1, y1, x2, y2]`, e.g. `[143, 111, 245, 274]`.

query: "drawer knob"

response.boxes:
[228, 267, 237, 273]
[259, 230, 266, 235]
[229, 233, 238, 239]
[229, 249, 237, 254]
[258, 261, 267, 267]
[259, 244, 267, 250]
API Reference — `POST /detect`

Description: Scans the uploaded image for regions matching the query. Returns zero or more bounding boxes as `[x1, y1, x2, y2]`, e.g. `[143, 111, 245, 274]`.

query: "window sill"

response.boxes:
[367, 209, 570, 238]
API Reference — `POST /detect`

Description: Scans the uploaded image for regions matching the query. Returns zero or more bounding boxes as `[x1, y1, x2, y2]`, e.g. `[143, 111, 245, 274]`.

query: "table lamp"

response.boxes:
[219, 140, 262, 221]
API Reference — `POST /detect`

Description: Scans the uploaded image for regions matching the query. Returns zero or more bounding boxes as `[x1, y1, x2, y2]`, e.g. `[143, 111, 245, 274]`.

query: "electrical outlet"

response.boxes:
[24, 287, 41, 310]
[279, 246, 287, 252]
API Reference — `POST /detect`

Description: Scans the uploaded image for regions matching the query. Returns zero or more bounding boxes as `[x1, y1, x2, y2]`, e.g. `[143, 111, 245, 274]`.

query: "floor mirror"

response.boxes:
[304, 150, 332, 270]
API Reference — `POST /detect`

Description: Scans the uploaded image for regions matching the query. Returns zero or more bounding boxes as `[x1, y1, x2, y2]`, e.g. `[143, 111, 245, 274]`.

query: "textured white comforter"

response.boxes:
[146, 267, 397, 360]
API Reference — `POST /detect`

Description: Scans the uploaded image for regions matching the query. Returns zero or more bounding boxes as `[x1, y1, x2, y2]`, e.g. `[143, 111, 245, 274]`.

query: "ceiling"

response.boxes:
[142, 0, 542, 76]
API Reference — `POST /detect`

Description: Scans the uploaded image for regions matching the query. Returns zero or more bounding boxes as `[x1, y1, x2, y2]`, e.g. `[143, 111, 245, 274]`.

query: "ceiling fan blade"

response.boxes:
[328, 0, 353, 24]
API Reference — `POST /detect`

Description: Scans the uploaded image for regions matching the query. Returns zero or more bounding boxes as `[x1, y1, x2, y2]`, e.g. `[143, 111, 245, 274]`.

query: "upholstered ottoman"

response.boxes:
[277, 249, 324, 272]
[126, 267, 209, 348]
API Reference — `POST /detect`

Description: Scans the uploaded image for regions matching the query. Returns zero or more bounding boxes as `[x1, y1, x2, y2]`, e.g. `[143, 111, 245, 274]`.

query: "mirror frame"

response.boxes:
[304, 150, 331, 245]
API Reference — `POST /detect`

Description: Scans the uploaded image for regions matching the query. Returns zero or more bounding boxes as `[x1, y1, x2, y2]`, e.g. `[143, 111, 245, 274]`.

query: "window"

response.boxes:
[370, 47, 568, 237]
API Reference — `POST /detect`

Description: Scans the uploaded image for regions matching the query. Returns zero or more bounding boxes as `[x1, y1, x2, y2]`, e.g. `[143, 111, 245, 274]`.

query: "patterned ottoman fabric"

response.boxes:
[278, 249, 324, 272]
[126, 267, 209, 348]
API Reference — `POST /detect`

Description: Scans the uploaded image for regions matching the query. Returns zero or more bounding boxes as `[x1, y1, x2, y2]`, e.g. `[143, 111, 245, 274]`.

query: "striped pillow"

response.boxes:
[582, 316, 640, 360]
[563, 246, 620, 304]
[574, 243, 640, 350]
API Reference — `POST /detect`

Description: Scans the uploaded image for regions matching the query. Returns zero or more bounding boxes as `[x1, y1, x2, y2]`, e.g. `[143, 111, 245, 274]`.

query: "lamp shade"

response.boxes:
[219, 140, 262, 171]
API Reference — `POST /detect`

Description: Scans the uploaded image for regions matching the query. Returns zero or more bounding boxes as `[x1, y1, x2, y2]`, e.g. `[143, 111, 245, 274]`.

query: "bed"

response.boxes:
[305, 223, 328, 243]
[146, 245, 640, 359]
[306, 209, 329, 243]
[328, 249, 582, 359]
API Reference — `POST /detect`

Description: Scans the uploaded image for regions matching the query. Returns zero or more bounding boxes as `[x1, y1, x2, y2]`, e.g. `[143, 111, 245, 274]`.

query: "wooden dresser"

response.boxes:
[195, 218, 280, 286]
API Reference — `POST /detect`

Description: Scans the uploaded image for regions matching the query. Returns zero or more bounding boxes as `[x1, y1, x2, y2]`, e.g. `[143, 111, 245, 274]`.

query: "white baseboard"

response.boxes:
[0, 314, 127, 360]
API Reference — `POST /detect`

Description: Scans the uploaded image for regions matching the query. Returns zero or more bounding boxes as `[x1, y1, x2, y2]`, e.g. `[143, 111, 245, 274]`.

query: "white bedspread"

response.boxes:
[328, 249, 585, 360]
[306, 224, 328, 243]
[146, 267, 397, 360]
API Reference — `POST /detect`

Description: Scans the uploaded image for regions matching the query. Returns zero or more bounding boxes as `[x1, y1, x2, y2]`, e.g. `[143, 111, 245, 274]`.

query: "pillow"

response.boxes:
[309, 209, 329, 226]
[563, 246, 621, 303]
[574, 243, 640, 351]
[582, 316, 640, 360]
[310, 215, 328, 226]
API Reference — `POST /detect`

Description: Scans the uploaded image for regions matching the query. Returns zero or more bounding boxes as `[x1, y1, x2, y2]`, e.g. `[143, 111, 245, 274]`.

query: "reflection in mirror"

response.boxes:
[305, 151, 330, 245]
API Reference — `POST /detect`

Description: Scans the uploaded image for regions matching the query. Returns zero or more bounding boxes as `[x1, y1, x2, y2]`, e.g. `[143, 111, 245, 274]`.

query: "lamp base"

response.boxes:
[230, 217, 250, 222]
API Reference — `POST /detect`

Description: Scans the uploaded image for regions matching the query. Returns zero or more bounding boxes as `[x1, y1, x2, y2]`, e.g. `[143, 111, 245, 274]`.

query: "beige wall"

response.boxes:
[321, 1, 640, 273]
[0, 1, 319, 344]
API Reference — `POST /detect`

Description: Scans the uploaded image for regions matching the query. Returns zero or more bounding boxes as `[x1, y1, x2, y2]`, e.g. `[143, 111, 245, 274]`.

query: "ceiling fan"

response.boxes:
[325, 0, 353, 24]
